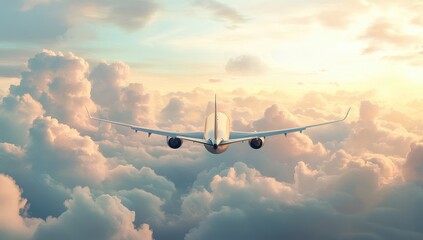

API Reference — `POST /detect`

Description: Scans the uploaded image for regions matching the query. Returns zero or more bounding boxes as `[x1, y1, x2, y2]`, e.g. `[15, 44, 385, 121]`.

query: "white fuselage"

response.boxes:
[203, 112, 230, 154]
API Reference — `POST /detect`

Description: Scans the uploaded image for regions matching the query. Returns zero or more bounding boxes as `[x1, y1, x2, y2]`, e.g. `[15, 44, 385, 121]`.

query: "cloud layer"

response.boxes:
[0, 50, 423, 239]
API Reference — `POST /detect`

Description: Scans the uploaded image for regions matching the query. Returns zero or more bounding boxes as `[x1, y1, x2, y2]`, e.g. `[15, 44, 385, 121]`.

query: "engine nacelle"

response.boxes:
[249, 137, 264, 149]
[167, 137, 183, 149]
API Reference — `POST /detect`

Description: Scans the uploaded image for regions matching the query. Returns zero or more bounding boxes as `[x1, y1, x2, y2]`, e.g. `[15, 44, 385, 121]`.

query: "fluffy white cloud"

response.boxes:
[9, 50, 96, 131]
[344, 100, 419, 157]
[1, 50, 423, 240]
[183, 158, 423, 240]
[0, 174, 155, 240]
[0, 94, 44, 145]
[89, 61, 152, 133]
[33, 186, 153, 240]
[0, 174, 42, 240]
[90, 61, 129, 108]
[105, 165, 175, 201]
[117, 188, 165, 227]
[27, 116, 108, 186]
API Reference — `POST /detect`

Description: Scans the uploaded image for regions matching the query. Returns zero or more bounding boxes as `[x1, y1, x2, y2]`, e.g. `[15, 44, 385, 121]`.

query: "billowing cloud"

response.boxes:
[0, 94, 44, 145]
[1, 50, 423, 240]
[33, 187, 153, 240]
[27, 116, 108, 187]
[182, 160, 423, 240]
[90, 61, 129, 108]
[105, 165, 176, 201]
[344, 100, 419, 157]
[0, 174, 42, 240]
[117, 188, 165, 227]
[0, 174, 154, 240]
[159, 97, 185, 125]
[403, 142, 423, 183]
[9, 50, 96, 131]
[88, 61, 153, 136]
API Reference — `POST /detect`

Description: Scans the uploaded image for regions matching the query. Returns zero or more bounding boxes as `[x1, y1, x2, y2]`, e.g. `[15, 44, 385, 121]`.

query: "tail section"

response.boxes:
[214, 94, 218, 140]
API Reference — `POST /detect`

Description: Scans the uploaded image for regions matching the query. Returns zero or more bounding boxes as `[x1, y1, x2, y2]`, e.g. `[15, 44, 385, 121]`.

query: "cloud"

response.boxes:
[359, 18, 422, 54]
[0, 94, 44, 145]
[0, 0, 159, 42]
[159, 97, 185, 125]
[344, 101, 419, 157]
[225, 55, 266, 76]
[27, 116, 108, 187]
[85, 62, 155, 137]
[117, 188, 165, 227]
[0, 141, 72, 219]
[104, 165, 176, 201]
[0, 174, 155, 240]
[89, 61, 153, 132]
[0, 174, 42, 240]
[9, 50, 96, 131]
[0, 114, 108, 218]
[230, 104, 329, 181]
[383, 53, 423, 67]
[2, 50, 423, 240]
[90, 61, 129, 108]
[403, 142, 423, 183]
[208, 79, 222, 83]
[281, 1, 368, 29]
[182, 152, 423, 240]
[91, 0, 159, 30]
[0, 1, 69, 42]
[33, 186, 153, 240]
[194, 0, 246, 26]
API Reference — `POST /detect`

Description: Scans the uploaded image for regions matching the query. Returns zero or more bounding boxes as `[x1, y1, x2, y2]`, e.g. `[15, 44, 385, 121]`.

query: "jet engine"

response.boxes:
[249, 137, 264, 149]
[167, 137, 183, 149]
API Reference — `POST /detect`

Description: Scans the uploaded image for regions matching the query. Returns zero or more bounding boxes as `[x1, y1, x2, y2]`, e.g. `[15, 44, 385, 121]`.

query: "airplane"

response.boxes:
[86, 96, 350, 154]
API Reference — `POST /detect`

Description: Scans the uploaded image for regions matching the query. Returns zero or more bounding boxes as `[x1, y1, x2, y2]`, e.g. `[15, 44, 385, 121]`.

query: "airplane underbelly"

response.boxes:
[204, 144, 229, 154]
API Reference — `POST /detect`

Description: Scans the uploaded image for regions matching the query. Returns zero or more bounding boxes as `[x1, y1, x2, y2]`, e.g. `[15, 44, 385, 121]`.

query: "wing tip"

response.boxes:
[343, 107, 351, 121]
[84, 105, 92, 119]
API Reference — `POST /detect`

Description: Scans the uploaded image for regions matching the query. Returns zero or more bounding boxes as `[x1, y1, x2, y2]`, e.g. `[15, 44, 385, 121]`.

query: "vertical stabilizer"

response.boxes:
[214, 94, 218, 140]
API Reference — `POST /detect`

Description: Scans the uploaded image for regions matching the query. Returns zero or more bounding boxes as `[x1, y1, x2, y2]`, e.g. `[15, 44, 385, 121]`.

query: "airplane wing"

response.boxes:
[222, 107, 351, 145]
[86, 107, 211, 145]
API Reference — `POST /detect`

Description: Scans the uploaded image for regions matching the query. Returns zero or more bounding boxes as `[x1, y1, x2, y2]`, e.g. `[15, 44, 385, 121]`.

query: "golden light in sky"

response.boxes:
[0, 1, 423, 239]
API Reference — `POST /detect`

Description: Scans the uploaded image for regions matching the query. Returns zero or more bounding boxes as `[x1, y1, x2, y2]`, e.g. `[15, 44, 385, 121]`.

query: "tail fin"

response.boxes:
[214, 94, 218, 140]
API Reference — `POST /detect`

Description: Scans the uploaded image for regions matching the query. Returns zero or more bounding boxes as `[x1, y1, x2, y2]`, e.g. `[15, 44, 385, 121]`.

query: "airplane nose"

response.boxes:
[213, 144, 218, 150]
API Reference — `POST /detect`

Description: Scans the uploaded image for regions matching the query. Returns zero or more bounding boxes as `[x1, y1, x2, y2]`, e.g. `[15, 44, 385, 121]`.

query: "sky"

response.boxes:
[0, 0, 423, 239]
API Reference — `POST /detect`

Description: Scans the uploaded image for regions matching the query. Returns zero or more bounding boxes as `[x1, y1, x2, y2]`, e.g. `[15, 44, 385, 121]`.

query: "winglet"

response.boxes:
[84, 106, 92, 119]
[343, 107, 351, 121]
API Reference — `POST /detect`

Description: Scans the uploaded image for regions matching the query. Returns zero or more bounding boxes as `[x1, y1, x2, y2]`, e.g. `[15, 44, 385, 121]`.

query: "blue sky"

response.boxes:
[1, 0, 422, 93]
